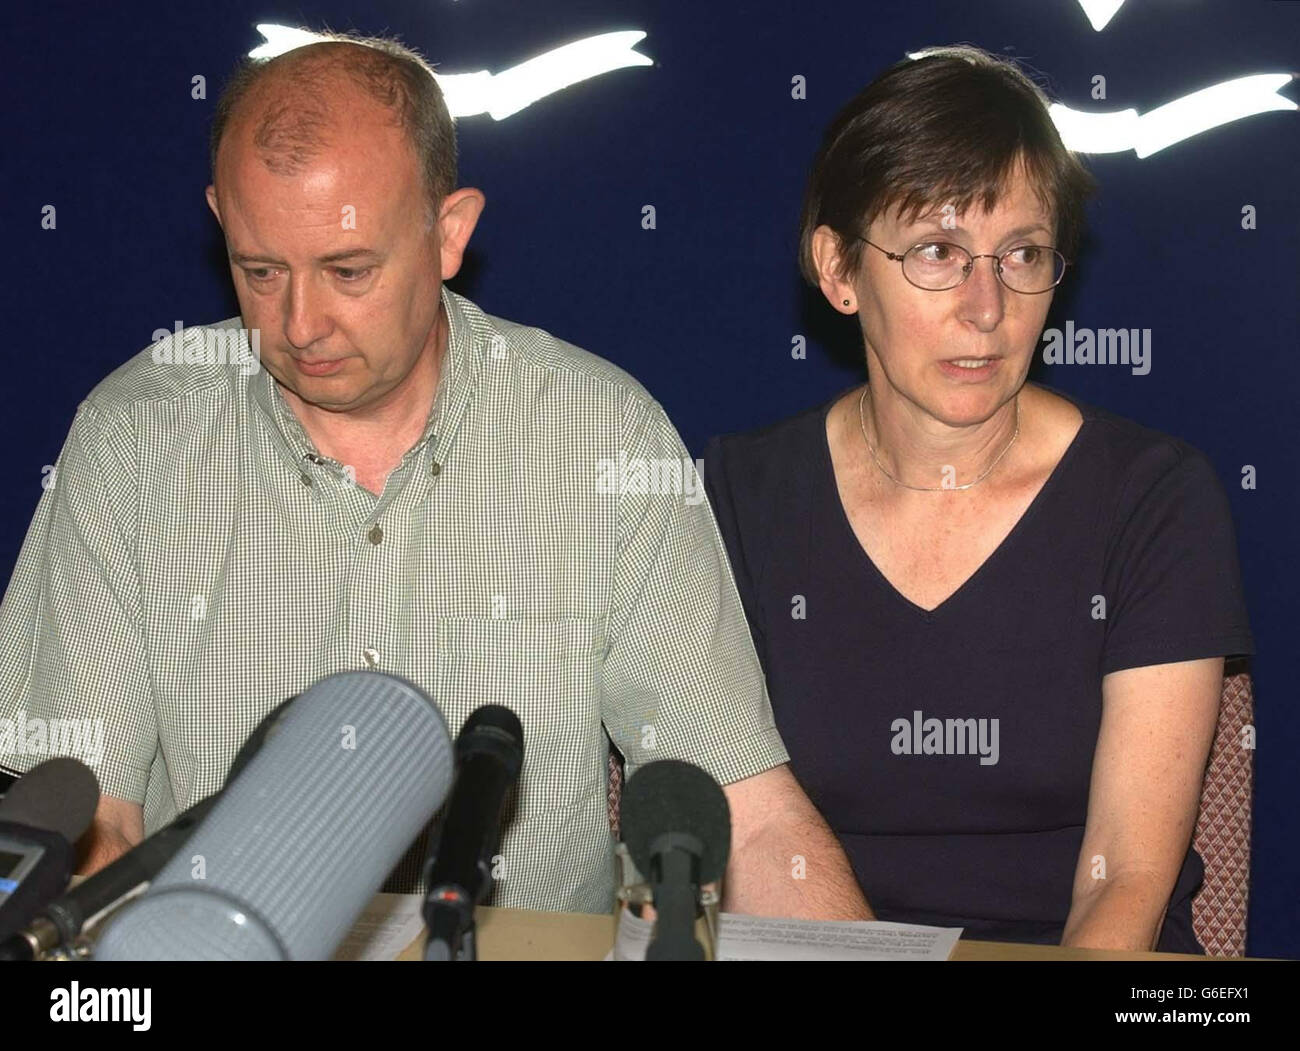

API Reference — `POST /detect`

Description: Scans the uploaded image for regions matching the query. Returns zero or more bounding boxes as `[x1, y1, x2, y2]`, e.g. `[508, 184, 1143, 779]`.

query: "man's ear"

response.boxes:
[436, 188, 486, 281]
[811, 225, 859, 315]
[205, 185, 221, 224]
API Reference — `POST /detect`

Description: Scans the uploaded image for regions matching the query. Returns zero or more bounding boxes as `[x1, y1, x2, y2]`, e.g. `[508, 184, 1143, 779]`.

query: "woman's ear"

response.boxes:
[810, 225, 858, 314]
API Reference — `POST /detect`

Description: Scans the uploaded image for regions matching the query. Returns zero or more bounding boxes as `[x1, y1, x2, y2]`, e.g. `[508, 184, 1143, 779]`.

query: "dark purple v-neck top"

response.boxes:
[702, 386, 1254, 953]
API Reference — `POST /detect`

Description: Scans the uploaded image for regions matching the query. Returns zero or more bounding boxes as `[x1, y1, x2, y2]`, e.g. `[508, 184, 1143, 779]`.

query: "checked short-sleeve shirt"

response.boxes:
[0, 286, 789, 911]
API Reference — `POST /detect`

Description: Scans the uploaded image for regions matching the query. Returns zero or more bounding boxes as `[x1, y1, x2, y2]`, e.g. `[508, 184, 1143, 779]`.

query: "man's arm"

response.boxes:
[722, 763, 872, 920]
[1062, 657, 1222, 950]
[0, 400, 158, 850]
[599, 399, 868, 920]
[76, 795, 144, 875]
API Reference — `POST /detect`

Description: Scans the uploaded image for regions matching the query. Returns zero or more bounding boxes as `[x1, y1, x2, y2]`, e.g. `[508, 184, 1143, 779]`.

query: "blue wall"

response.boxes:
[4, 1, 1296, 956]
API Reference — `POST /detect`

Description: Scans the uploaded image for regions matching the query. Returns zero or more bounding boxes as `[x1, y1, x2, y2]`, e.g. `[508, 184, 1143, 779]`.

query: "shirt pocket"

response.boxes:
[430, 616, 605, 813]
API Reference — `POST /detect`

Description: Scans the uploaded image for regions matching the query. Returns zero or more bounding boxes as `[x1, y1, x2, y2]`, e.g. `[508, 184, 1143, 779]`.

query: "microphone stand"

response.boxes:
[645, 832, 707, 961]
[423, 885, 476, 961]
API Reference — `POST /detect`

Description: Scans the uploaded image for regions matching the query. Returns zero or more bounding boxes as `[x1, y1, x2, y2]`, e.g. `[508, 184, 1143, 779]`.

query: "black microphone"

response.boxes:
[0, 793, 219, 962]
[0, 757, 99, 944]
[621, 760, 731, 961]
[422, 704, 525, 961]
[0, 695, 300, 961]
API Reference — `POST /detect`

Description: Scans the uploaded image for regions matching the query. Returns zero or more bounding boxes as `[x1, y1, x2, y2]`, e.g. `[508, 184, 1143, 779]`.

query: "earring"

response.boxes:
[842, 299, 851, 307]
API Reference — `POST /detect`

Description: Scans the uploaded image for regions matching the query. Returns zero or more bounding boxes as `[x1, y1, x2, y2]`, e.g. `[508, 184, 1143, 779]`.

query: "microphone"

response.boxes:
[0, 757, 99, 943]
[422, 704, 524, 961]
[621, 760, 731, 961]
[95, 672, 453, 960]
[0, 694, 302, 961]
[0, 795, 217, 961]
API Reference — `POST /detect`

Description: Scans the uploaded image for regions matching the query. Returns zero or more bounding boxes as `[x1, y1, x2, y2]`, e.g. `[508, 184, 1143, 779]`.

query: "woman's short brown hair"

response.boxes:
[798, 45, 1098, 286]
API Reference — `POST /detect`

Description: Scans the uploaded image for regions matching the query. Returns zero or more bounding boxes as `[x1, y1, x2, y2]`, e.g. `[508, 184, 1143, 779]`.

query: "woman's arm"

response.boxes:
[1062, 656, 1223, 950]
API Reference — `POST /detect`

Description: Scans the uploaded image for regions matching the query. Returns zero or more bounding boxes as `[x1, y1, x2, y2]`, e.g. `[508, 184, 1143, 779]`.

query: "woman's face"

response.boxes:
[849, 165, 1057, 428]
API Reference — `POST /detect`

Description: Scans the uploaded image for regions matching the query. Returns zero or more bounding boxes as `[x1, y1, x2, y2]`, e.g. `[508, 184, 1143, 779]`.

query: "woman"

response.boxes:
[702, 45, 1253, 953]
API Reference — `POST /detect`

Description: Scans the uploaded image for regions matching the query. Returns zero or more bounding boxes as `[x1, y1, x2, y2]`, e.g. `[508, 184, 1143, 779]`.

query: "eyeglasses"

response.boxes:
[857, 237, 1068, 294]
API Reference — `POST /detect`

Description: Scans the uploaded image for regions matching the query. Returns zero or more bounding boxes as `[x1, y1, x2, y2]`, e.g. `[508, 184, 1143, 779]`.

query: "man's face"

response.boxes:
[853, 164, 1056, 427]
[207, 98, 470, 415]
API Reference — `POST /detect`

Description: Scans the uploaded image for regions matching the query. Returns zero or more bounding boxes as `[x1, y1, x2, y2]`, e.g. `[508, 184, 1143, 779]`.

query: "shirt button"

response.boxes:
[368, 524, 383, 545]
[430, 461, 442, 476]
[363, 647, 380, 668]
[299, 472, 312, 487]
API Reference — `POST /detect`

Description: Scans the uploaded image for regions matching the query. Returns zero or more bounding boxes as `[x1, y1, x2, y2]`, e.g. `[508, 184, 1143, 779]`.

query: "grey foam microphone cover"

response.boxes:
[95, 671, 453, 960]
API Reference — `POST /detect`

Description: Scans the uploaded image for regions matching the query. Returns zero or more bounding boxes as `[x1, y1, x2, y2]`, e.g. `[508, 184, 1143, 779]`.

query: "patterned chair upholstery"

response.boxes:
[605, 660, 1255, 956]
[1192, 658, 1254, 957]
[607, 745, 624, 842]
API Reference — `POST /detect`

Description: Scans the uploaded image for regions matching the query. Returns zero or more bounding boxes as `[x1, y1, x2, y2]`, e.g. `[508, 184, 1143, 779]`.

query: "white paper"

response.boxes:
[609, 907, 961, 961]
[332, 892, 426, 961]
[717, 913, 961, 960]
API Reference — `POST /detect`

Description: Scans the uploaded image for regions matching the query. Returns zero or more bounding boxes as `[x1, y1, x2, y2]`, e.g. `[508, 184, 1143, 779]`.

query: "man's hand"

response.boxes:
[76, 795, 144, 875]
[721, 763, 873, 920]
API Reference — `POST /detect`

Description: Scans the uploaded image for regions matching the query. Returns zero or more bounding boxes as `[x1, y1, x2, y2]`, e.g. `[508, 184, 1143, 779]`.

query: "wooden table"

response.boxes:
[396, 906, 1218, 960]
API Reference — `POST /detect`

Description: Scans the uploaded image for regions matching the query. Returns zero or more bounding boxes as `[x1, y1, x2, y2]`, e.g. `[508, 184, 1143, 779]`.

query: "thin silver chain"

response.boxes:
[857, 386, 1020, 492]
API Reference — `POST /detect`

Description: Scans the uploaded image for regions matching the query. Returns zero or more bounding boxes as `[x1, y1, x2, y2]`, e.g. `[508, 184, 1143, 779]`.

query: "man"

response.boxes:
[0, 33, 869, 919]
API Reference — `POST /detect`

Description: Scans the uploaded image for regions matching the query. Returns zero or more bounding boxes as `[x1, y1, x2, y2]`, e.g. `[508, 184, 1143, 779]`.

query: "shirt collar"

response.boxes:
[249, 284, 480, 477]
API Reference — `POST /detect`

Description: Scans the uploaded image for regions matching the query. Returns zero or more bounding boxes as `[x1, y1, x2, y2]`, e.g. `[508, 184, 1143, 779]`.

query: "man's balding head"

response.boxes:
[202, 33, 483, 423]
[210, 36, 456, 224]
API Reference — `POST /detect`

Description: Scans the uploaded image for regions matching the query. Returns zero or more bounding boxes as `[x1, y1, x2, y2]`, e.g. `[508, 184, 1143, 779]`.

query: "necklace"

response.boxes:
[857, 386, 1020, 492]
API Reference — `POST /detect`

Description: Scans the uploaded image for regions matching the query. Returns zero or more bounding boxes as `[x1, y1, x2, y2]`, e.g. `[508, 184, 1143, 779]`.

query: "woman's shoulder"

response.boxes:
[703, 389, 844, 478]
[1037, 384, 1230, 510]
